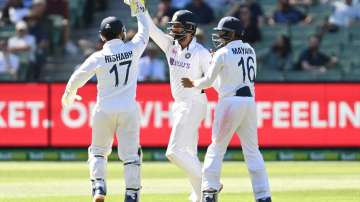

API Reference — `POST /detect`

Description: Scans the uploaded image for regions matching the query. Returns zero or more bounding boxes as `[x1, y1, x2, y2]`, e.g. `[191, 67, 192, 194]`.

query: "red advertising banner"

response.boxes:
[0, 83, 48, 146]
[50, 83, 213, 147]
[0, 83, 359, 148]
[50, 83, 97, 147]
[256, 84, 360, 147]
[47, 83, 360, 148]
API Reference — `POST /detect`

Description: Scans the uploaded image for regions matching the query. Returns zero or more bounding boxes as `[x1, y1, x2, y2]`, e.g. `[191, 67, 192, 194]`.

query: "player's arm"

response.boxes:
[200, 48, 213, 78]
[182, 52, 224, 89]
[130, 1, 149, 54]
[125, 0, 171, 52]
[61, 55, 97, 107]
[144, 11, 172, 52]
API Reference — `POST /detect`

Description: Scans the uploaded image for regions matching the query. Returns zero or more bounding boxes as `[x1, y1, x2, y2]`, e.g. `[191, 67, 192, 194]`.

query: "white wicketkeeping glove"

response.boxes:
[124, 0, 146, 16]
[61, 89, 82, 108]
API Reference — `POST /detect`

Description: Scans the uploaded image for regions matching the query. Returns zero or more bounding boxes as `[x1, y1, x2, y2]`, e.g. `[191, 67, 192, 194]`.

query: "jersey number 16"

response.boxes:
[109, 60, 132, 87]
[238, 56, 255, 83]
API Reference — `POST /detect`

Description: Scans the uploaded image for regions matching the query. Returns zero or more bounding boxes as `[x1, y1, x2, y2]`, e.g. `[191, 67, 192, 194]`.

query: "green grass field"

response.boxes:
[0, 161, 359, 202]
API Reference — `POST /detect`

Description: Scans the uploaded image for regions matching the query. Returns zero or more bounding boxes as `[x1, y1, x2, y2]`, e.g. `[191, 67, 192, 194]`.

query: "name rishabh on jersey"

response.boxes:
[104, 51, 133, 63]
[65, 14, 149, 112]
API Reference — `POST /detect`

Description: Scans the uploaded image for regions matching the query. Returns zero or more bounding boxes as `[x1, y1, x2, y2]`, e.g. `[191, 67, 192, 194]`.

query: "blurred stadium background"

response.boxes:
[0, 0, 359, 201]
[1, 0, 360, 82]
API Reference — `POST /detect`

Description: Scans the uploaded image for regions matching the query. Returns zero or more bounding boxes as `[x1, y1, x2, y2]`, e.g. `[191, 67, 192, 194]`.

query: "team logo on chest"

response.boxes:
[185, 52, 191, 59]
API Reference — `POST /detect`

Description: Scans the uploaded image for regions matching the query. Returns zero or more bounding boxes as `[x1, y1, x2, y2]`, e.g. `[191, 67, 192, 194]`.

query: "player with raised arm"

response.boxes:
[61, 1, 148, 202]
[124, 2, 212, 201]
[182, 17, 272, 202]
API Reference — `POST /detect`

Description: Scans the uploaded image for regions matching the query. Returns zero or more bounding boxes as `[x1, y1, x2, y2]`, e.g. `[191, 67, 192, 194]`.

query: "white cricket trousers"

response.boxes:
[202, 96, 271, 200]
[88, 105, 141, 190]
[166, 94, 207, 202]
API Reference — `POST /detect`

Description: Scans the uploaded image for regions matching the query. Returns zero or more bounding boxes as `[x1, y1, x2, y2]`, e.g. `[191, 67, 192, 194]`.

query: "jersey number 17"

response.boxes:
[109, 60, 132, 87]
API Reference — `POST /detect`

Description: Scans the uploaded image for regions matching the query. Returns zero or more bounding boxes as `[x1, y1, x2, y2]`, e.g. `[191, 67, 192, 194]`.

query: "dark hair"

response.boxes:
[309, 33, 322, 42]
[234, 32, 243, 40]
[239, 4, 250, 10]
[1, 0, 25, 24]
[102, 32, 118, 41]
[272, 35, 292, 57]
[1, 4, 11, 23]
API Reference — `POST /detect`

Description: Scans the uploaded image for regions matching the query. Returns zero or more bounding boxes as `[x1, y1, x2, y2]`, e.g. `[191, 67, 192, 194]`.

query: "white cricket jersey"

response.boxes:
[193, 40, 257, 99]
[144, 12, 211, 101]
[65, 14, 149, 112]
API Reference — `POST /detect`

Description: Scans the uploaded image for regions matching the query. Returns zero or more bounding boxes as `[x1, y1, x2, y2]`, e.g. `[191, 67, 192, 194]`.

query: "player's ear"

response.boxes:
[186, 33, 193, 42]
[99, 34, 106, 42]
[119, 32, 125, 41]
[230, 32, 236, 41]
[122, 26, 127, 41]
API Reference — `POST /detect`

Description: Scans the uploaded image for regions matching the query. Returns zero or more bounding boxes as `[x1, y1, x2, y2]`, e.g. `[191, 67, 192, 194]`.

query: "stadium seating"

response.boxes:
[1, 0, 359, 82]
[284, 71, 317, 81]
[316, 69, 343, 81]
[48, 15, 65, 55]
[42, 0, 360, 82]
[256, 69, 285, 82]
[0, 24, 15, 39]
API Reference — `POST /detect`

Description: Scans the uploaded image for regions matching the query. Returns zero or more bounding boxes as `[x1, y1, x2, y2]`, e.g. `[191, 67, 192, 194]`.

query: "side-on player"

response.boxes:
[128, 6, 212, 202]
[182, 17, 272, 202]
[61, 1, 148, 202]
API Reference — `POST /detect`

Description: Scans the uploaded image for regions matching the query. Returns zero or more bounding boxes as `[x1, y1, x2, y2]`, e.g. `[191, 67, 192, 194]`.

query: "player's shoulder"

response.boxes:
[194, 42, 211, 56]
[209, 48, 226, 64]
[214, 46, 228, 57]
[241, 41, 256, 53]
[124, 39, 144, 54]
[194, 41, 207, 50]
[226, 40, 256, 56]
[84, 50, 103, 64]
[245, 42, 255, 50]
[124, 38, 136, 47]
[89, 50, 103, 59]
[246, 42, 257, 56]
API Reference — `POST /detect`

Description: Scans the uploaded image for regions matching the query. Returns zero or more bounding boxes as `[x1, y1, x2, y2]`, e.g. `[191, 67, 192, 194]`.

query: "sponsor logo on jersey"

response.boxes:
[169, 57, 191, 69]
[104, 51, 133, 63]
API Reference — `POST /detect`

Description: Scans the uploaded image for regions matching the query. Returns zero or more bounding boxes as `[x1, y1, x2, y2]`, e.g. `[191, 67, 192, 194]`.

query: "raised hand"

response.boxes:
[124, 0, 146, 16]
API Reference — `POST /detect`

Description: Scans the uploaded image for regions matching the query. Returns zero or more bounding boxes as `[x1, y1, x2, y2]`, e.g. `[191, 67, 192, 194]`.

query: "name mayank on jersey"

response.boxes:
[231, 47, 254, 55]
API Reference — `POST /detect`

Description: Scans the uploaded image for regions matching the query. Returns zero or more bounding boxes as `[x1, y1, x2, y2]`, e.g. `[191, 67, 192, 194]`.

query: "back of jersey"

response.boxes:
[94, 40, 139, 111]
[214, 40, 257, 98]
[64, 14, 148, 112]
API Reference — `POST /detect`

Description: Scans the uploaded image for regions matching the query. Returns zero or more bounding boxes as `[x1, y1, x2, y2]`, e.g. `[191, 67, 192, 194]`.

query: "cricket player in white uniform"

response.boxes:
[126, 6, 212, 202]
[61, 1, 148, 202]
[182, 16, 272, 202]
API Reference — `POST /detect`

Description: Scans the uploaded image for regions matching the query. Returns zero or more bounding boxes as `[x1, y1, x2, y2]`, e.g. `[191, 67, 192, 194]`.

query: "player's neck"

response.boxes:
[179, 38, 193, 50]
[180, 44, 188, 50]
